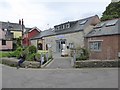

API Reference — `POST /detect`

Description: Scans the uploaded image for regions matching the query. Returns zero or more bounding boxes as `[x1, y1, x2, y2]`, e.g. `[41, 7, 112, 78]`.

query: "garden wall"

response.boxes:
[2, 58, 40, 68]
[75, 60, 119, 68]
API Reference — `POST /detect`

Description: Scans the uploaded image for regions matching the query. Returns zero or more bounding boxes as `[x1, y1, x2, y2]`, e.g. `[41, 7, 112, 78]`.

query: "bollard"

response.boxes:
[40, 53, 44, 65]
[73, 50, 76, 66]
[46, 52, 48, 61]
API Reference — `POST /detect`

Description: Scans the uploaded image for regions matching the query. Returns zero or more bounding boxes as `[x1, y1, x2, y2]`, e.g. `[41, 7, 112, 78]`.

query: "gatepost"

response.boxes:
[73, 50, 76, 67]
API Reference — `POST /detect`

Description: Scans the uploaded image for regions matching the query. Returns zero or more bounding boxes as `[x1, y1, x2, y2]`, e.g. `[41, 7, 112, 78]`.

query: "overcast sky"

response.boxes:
[0, 0, 111, 30]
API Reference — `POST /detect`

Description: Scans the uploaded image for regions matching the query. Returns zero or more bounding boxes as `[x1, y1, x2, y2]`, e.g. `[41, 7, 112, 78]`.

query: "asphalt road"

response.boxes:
[2, 64, 118, 88]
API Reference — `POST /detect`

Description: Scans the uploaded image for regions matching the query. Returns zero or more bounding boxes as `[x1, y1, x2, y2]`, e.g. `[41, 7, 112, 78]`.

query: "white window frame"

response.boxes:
[69, 43, 74, 49]
[89, 41, 102, 52]
[66, 23, 70, 29]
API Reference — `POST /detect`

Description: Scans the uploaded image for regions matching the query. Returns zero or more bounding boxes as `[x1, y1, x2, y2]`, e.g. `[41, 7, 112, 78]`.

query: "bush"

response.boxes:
[26, 53, 35, 61]
[75, 48, 89, 61]
[35, 53, 41, 60]
[10, 47, 23, 58]
[28, 45, 37, 54]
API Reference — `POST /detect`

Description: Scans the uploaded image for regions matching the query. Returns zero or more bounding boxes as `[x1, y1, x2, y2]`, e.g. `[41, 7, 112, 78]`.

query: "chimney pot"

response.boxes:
[22, 19, 24, 25]
[19, 19, 21, 25]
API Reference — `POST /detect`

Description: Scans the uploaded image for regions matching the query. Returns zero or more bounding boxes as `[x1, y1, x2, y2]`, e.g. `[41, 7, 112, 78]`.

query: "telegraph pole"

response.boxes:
[21, 19, 24, 46]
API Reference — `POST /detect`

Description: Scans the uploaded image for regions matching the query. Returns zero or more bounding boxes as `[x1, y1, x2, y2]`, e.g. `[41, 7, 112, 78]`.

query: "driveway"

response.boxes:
[2, 64, 118, 88]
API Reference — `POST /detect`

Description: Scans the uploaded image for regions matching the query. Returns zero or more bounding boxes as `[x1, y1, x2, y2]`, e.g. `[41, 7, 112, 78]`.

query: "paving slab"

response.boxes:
[45, 53, 73, 69]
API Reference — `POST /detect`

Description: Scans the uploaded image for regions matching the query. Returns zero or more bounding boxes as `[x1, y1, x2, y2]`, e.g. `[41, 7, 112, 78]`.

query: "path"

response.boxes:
[45, 53, 72, 69]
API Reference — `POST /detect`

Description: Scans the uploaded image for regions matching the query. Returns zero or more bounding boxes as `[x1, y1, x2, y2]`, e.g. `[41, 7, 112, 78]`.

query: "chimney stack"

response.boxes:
[22, 18, 24, 25]
[19, 19, 21, 25]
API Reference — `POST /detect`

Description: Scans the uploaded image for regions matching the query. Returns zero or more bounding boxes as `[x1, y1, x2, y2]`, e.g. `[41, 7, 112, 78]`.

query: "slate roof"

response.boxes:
[86, 19, 120, 37]
[32, 15, 98, 40]
[0, 21, 24, 31]
[32, 28, 55, 39]
[24, 27, 32, 34]
[24, 27, 41, 34]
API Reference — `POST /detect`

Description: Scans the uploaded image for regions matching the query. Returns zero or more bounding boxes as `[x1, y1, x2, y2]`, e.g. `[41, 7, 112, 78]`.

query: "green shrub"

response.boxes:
[28, 45, 37, 54]
[35, 53, 41, 60]
[76, 55, 88, 61]
[26, 52, 41, 61]
[75, 48, 89, 61]
[26, 53, 35, 61]
[1, 52, 9, 57]
[11, 47, 23, 58]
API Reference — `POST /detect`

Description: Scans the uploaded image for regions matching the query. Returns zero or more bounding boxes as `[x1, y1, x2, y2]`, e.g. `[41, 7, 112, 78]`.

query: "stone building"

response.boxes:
[85, 19, 120, 60]
[31, 15, 100, 54]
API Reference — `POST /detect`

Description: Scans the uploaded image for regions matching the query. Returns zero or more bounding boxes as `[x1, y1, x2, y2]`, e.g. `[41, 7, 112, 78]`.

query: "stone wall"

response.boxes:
[2, 58, 40, 68]
[44, 31, 85, 53]
[75, 60, 119, 68]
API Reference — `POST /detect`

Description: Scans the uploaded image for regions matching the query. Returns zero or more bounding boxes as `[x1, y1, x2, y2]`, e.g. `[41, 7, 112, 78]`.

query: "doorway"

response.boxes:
[56, 39, 66, 52]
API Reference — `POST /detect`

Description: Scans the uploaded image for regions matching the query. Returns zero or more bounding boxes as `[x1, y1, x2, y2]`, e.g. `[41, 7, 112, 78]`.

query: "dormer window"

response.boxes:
[62, 25, 65, 29]
[80, 20, 88, 25]
[106, 19, 118, 27]
[95, 22, 105, 28]
[66, 23, 70, 28]
[58, 26, 61, 30]
[56, 27, 59, 30]
[54, 22, 71, 31]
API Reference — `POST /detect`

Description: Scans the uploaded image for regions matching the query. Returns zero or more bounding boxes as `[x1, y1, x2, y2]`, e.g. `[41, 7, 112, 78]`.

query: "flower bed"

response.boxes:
[75, 60, 119, 68]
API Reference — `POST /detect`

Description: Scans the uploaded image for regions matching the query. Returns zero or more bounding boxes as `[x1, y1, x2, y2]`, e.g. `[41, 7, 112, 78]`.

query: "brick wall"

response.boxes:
[85, 35, 120, 60]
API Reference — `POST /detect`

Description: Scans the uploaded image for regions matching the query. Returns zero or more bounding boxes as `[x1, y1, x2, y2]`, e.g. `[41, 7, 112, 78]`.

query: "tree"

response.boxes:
[101, 1, 120, 21]
[16, 37, 22, 47]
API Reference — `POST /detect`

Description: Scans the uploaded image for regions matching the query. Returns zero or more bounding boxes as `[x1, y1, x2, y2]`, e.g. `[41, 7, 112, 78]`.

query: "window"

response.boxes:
[89, 41, 102, 51]
[61, 25, 65, 29]
[66, 23, 70, 28]
[2, 39, 6, 45]
[46, 44, 48, 50]
[80, 20, 88, 25]
[106, 19, 118, 27]
[95, 22, 105, 28]
[69, 43, 74, 49]
[61, 41, 65, 44]
[38, 43, 43, 50]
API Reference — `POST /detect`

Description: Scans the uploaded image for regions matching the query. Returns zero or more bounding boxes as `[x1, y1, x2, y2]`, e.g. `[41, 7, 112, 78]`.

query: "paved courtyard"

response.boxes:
[2, 64, 118, 88]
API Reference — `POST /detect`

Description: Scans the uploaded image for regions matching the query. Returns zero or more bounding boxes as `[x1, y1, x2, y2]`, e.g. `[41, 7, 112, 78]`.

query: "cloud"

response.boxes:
[0, 0, 111, 30]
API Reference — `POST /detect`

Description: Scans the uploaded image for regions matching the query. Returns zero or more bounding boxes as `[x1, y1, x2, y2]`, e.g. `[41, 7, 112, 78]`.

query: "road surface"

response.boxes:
[2, 64, 118, 88]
